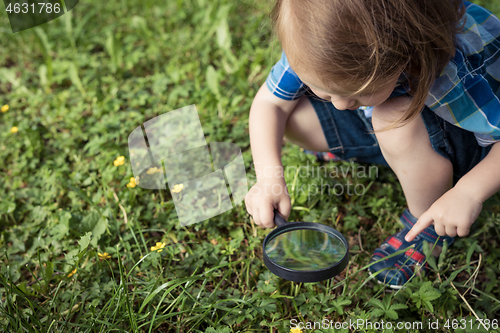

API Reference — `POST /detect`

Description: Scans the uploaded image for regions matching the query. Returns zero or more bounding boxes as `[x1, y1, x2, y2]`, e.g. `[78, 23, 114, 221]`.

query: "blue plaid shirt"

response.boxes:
[265, 1, 500, 147]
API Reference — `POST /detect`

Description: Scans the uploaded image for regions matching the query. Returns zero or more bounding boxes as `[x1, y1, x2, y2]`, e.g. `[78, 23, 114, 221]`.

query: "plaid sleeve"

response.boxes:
[425, 2, 500, 147]
[265, 51, 307, 100]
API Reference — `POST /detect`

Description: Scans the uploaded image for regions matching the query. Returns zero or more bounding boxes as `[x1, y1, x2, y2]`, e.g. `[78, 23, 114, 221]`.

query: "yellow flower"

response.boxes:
[171, 183, 184, 193]
[10, 126, 18, 134]
[151, 242, 166, 253]
[290, 328, 302, 333]
[1, 104, 9, 113]
[146, 167, 157, 174]
[126, 177, 136, 188]
[67, 268, 77, 278]
[98, 252, 111, 260]
[146, 167, 164, 174]
[113, 156, 125, 166]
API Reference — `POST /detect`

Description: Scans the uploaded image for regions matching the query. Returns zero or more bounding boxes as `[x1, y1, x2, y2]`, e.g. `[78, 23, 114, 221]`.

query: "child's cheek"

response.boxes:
[363, 92, 391, 107]
[310, 88, 331, 101]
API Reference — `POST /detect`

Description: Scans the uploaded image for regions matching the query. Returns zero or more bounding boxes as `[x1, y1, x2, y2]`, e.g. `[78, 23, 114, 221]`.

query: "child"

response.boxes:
[244, 0, 500, 288]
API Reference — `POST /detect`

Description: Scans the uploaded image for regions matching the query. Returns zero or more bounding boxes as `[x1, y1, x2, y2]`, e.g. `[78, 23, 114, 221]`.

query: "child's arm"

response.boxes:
[245, 82, 300, 228]
[406, 141, 500, 241]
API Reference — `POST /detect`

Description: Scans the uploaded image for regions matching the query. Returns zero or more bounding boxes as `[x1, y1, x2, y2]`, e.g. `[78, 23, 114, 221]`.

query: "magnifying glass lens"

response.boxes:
[264, 228, 347, 271]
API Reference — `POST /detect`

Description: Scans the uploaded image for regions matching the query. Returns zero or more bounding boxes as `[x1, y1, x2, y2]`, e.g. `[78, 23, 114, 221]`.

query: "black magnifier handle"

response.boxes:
[273, 209, 288, 227]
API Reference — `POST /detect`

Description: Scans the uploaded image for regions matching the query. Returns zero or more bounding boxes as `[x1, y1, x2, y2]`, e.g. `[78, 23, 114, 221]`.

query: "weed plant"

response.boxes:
[0, 0, 499, 332]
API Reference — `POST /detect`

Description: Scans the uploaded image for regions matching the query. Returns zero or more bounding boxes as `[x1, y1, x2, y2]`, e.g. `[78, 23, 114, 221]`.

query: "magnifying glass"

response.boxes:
[263, 209, 349, 283]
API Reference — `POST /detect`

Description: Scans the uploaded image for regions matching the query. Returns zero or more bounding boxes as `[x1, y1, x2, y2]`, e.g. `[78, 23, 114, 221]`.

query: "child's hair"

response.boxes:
[271, 0, 465, 130]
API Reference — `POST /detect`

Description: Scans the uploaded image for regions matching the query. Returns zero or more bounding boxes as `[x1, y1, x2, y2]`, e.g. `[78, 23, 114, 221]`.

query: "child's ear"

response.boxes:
[404, 60, 421, 78]
[401, 67, 420, 96]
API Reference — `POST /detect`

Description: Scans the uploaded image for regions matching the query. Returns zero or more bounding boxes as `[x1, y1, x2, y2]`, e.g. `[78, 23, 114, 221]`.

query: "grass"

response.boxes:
[0, 0, 500, 332]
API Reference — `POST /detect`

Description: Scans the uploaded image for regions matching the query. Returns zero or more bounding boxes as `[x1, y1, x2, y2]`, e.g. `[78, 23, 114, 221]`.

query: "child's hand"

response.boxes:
[405, 186, 482, 241]
[245, 178, 291, 229]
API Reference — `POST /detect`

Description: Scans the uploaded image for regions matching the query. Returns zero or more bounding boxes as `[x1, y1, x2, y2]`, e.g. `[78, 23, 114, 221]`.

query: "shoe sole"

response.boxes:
[368, 273, 405, 290]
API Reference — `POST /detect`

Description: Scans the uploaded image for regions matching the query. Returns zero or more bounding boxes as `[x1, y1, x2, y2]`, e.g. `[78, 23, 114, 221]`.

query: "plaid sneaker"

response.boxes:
[303, 149, 343, 162]
[369, 209, 455, 289]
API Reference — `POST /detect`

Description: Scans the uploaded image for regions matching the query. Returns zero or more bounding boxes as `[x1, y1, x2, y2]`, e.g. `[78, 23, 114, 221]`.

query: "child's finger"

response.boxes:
[457, 225, 470, 237]
[445, 225, 457, 237]
[278, 199, 291, 220]
[244, 196, 253, 216]
[404, 211, 433, 242]
[261, 206, 275, 229]
[433, 222, 446, 237]
[253, 206, 261, 226]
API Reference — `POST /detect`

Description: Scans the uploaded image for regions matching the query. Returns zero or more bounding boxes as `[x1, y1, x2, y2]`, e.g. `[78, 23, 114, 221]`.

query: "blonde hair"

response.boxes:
[271, 0, 465, 130]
